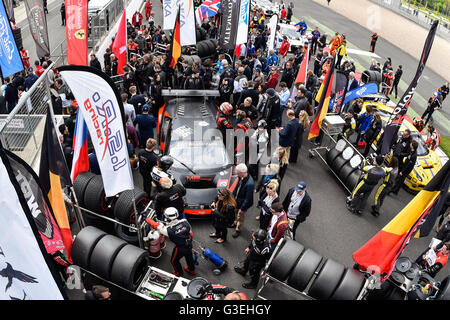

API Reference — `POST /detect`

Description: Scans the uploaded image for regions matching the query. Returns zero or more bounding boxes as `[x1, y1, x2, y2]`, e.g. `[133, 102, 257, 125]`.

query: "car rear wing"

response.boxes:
[162, 89, 220, 97]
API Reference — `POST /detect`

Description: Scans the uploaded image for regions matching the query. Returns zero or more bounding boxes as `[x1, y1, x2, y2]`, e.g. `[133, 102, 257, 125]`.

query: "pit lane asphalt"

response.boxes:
[65, 0, 447, 300]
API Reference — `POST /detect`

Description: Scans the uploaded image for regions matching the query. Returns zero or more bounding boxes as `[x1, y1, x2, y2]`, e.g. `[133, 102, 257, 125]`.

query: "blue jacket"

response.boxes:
[348, 78, 359, 92]
[134, 114, 157, 139]
[265, 53, 278, 72]
[24, 73, 38, 90]
[233, 175, 255, 212]
[358, 112, 373, 133]
[295, 21, 308, 31]
[279, 118, 299, 147]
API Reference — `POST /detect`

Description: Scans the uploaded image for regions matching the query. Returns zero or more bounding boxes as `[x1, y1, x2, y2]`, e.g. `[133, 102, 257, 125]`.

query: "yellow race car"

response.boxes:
[360, 100, 443, 193]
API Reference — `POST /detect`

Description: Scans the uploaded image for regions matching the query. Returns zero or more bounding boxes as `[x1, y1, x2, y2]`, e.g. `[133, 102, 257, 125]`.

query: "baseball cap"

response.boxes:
[294, 181, 307, 192]
[266, 88, 276, 97]
[142, 104, 150, 111]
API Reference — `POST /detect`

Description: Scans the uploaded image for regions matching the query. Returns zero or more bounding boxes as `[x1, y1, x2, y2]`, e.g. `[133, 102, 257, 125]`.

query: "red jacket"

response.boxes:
[280, 9, 287, 19]
[268, 211, 289, 244]
[279, 40, 290, 57]
[266, 72, 279, 89]
[35, 65, 44, 77]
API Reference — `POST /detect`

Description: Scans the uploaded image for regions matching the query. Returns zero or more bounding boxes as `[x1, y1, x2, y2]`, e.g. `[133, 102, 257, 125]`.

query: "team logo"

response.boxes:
[74, 29, 86, 40]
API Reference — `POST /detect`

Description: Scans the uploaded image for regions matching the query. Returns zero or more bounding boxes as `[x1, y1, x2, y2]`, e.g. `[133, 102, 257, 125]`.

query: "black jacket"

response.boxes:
[138, 149, 159, 178]
[280, 68, 295, 89]
[293, 96, 308, 118]
[212, 200, 236, 228]
[262, 96, 281, 127]
[247, 238, 272, 265]
[154, 184, 186, 218]
[365, 120, 382, 143]
[232, 175, 255, 212]
[400, 150, 417, 177]
[90, 58, 102, 71]
[282, 188, 312, 223]
[237, 104, 258, 121]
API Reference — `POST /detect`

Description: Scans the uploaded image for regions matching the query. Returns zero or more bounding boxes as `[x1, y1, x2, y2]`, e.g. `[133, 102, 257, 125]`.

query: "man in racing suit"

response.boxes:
[150, 155, 177, 198]
[144, 207, 196, 277]
[234, 229, 272, 289]
[216, 102, 234, 142]
[234, 110, 253, 164]
[425, 125, 440, 151]
[153, 177, 186, 220]
[371, 157, 398, 217]
[346, 155, 386, 215]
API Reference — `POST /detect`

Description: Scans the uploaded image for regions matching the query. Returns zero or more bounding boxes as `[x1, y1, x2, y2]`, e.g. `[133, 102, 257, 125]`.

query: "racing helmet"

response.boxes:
[164, 207, 179, 221]
[159, 155, 174, 172]
[254, 229, 267, 244]
[257, 119, 267, 128]
[219, 102, 233, 115]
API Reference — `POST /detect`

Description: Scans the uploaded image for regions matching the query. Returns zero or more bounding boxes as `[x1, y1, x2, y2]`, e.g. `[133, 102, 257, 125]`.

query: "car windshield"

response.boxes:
[280, 27, 301, 40]
[169, 140, 231, 171]
[411, 133, 429, 157]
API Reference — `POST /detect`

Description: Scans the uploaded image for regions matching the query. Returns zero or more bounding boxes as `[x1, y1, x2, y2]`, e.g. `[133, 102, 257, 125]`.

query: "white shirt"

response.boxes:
[124, 103, 136, 126]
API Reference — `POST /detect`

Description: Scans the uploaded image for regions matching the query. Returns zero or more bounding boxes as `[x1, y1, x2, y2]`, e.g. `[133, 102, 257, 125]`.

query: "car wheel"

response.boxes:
[331, 155, 349, 174]
[71, 226, 107, 269]
[326, 148, 340, 165]
[287, 248, 323, 292]
[89, 234, 128, 280]
[308, 258, 346, 300]
[113, 188, 148, 224]
[339, 164, 357, 186]
[267, 240, 304, 282]
[110, 244, 150, 291]
[73, 172, 96, 208]
[346, 170, 362, 191]
[330, 268, 366, 300]
[83, 175, 111, 215]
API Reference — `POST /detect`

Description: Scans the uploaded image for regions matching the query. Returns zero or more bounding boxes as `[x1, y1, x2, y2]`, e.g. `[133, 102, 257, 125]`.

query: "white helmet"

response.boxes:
[164, 207, 179, 221]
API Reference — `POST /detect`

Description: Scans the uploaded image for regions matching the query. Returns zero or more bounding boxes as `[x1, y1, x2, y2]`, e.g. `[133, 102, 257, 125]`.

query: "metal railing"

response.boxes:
[88, 0, 131, 49]
[0, 61, 59, 167]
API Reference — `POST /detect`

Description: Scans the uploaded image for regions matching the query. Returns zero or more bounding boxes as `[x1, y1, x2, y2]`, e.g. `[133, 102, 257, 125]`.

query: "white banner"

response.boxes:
[59, 67, 134, 197]
[0, 157, 64, 300]
[235, 0, 250, 45]
[163, 0, 196, 45]
[180, 0, 196, 46]
[163, 0, 177, 30]
[268, 14, 279, 52]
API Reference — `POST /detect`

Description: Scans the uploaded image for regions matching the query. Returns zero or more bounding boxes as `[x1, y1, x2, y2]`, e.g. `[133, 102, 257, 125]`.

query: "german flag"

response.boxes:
[353, 160, 450, 281]
[39, 107, 74, 262]
[169, 7, 181, 69]
[308, 56, 335, 140]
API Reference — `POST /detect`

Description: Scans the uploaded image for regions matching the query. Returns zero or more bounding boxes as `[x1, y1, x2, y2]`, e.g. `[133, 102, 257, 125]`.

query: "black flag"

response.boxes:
[380, 20, 438, 155]
[219, 0, 241, 50]
[24, 0, 50, 59]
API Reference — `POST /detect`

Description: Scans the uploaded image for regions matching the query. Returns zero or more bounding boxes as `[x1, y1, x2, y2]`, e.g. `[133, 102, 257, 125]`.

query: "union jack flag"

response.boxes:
[195, 0, 221, 24]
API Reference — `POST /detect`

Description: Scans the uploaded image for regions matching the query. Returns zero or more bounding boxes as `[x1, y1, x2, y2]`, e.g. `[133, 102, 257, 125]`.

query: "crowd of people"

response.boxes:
[2, 0, 449, 298]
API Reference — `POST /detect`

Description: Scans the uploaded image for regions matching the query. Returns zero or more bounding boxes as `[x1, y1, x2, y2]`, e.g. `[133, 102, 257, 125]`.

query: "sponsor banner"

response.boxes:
[380, 20, 438, 155]
[0, 1, 24, 77]
[65, 0, 88, 65]
[112, 10, 127, 74]
[6, 0, 14, 22]
[219, 0, 241, 50]
[163, 0, 176, 30]
[343, 83, 378, 105]
[235, 0, 249, 45]
[180, 0, 196, 46]
[267, 14, 278, 52]
[0, 147, 65, 300]
[24, 0, 50, 59]
[59, 66, 134, 197]
[332, 70, 348, 114]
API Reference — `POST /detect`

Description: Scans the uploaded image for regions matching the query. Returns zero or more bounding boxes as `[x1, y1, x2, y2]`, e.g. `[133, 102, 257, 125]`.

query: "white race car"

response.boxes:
[251, 0, 280, 17]
[276, 23, 311, 52]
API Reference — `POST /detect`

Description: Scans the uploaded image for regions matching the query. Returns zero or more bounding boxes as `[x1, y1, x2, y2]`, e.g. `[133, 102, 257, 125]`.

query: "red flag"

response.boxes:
[112, 10, 127, 74]
[294, 46, 310, 86]
[65, 0, 89, 65]
[308, 58, 335, 140]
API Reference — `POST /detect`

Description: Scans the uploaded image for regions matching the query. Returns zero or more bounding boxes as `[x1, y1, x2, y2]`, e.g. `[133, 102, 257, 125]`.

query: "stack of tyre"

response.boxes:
[361, 70, 382, 86]
[71, 226, 150, 291]
[73, 172, 149, 244]
[195, 39, 218, 58]
[266, 240, 366, 300]
[326, 138, 364, 191]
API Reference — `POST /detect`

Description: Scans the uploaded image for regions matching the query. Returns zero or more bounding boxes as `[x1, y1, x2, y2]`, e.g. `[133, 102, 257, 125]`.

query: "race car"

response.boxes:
[157, 90, 238, 217]
[360, 100, 443, 193]
[276, 23, 310, 52]
[251, 0, 280, 17]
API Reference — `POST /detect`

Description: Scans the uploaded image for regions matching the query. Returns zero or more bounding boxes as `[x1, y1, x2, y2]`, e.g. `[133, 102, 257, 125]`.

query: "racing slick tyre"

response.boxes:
[205, 40, 217, 55]
[164, 292, 184, 300]
[346, 170, 362, 191]
[437, 276, 450, 300]
[196, 27, 207, 41]
[330, 268, 366, 300]
[339, 164, 357, 186]
[113, 188, 148, 224]
[89, 234, 128, 279]
[73, 171, 96, 208]
[362, 70, 382, 85]
[331, 155, 349, 175]
[83, 175, 111, 215]
[267, 240, 304, 282]
[71, 226, 107, 269]
[196, 41, 207, 57]
[114, 223, 139, 245]
[326, 148, 340, 166]
[110, 244, 150, 291]
[286, 248, 322, 292]
[308, 258, 346, 300]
